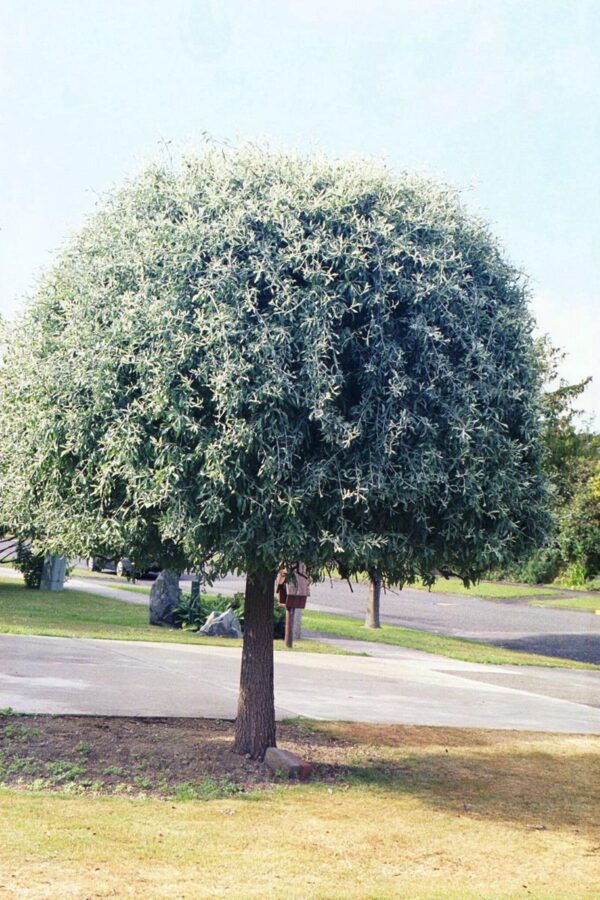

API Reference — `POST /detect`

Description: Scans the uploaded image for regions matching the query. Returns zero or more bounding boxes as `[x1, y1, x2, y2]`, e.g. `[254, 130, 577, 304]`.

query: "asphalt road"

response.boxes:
[210, 574, 600, 664]
[1, 633, 599, 733]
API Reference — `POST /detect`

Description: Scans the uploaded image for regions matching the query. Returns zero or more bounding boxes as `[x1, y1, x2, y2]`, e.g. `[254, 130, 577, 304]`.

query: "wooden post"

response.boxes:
[285, 606, 295, 648]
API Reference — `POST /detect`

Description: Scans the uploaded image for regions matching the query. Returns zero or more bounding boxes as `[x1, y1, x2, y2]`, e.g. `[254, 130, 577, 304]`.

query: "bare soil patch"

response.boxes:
[0, 714, 351, 797]
[2, 713, 599, 834]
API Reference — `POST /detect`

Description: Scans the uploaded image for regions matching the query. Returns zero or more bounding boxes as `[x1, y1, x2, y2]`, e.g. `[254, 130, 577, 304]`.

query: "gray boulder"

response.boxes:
[40, 554, 67, 592]
[149, 570, 181, 627]
[199, 607, 242, 638]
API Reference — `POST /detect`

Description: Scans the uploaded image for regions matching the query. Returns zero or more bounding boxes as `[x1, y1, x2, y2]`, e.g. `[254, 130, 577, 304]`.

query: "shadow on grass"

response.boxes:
[326, 747, 600, 835]
[486, 633, 600, 665]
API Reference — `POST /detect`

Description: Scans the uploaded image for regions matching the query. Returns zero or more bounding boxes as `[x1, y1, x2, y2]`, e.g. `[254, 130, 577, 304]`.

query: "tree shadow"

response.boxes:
[486, 633, 600, 664]
[328, 744, 600, 835]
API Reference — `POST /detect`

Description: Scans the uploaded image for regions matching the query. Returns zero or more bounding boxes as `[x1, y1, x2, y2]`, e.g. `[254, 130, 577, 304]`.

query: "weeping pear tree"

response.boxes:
[0, 147, 548, 758]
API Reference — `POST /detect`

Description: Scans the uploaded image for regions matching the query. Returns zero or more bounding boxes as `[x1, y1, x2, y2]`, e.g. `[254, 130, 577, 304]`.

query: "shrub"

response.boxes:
[14, 542, 45, 589]
[559, 472, 600, 580]
[174, 590, 286, 638]
[487, 546, 562, 585]
[556, 561, 588, 589]
[515, 547, 563, 585]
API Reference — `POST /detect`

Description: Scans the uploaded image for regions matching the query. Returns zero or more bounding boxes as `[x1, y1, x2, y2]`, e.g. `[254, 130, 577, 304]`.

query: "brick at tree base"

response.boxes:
[264, 747, 311, 780]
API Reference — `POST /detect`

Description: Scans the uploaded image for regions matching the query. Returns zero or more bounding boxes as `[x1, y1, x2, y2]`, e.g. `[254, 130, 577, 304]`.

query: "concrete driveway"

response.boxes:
[1, 633, 599, 733]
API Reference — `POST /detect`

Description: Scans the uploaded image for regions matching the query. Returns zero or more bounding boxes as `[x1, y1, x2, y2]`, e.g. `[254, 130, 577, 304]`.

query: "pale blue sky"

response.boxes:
[1, 0, 598, 420]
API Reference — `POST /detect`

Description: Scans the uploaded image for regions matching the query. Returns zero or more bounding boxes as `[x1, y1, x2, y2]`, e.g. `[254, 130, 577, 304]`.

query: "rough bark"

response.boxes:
[233, 569, 276, 759]
[365, 573, 382, 629]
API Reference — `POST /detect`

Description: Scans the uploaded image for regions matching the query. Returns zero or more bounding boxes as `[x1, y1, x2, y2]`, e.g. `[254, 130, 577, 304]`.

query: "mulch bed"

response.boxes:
[0, 714, 355, 797]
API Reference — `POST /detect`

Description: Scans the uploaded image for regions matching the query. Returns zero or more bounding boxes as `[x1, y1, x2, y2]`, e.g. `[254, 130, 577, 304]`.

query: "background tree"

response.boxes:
[495, 338, 599, 585]
[537, 338, 596, 505]
[559, 471, 600, 582]
[0, 147, 548, 758]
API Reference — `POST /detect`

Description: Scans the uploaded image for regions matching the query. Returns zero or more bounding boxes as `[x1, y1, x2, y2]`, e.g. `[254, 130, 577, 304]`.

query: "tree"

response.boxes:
[0, 147, 548, 758]
[559, 470, 600, 580]
[537, 337, 595, 505]
[365, 572, 382, 629]
[504, 338, 599, 585]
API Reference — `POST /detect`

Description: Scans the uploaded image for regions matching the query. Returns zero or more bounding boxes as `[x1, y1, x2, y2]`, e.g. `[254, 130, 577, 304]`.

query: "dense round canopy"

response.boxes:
[0, 147, 548, 582]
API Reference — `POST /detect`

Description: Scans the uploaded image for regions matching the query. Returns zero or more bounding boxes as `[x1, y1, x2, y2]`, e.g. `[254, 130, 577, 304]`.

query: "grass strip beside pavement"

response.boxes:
[69, 569, 153, 595]
[530, 595, 600, 613]
[109, 583, 152, 596]
[302, 610, 599, 669]
[0, 723, 599, 899]
[0, 578, 340, 655]
[409, 577, 559, 599]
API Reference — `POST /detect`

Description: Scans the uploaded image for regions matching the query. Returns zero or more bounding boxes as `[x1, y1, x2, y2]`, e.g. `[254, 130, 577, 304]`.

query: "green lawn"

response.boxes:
[69, 568, 153, 595]
[410, 578, 558, 599]
[302, 610, 599, 669]
[56, 568, 600, 612]
[408, 575, 600, 612]
[530, 595, 600, 613]
[0, 578, 337, 655]
[109, 582, 152, 595]
[69, 566, 123, 581]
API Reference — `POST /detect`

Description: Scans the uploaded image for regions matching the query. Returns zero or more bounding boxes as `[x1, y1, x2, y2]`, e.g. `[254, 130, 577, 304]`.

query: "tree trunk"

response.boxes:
[365, 573, 381, 629]
[234, 569, 276, 759]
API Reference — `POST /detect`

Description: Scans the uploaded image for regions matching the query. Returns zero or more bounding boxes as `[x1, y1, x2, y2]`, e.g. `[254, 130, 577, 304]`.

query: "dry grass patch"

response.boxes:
[0, 718, 599, 897]
[1, 779, 599, 899]
[310, 721, 600, 834]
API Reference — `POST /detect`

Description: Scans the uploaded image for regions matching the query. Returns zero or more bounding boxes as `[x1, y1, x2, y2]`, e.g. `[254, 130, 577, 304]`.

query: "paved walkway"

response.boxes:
[1, 633, 599, 733]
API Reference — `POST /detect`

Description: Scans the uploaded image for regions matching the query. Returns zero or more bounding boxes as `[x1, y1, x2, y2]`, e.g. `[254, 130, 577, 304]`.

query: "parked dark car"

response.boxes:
[86, 557, 160, 579]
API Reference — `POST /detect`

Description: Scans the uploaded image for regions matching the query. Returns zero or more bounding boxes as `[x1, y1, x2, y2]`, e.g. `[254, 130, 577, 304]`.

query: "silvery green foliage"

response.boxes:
[0, 147, 548, 583]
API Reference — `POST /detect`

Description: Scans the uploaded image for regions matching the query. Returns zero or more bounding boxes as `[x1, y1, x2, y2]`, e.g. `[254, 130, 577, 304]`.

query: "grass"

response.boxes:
[0, 577, 341, 655]
[69, 568, 153, 594]
[69, 566, 124, 581]
[102, 575, 600, 613]
[530, 595, 600, 613]
[110, 582, 152, 595]
[0, 723, 598, 898]
[407, 574, 600, 612]
[302, 609, 600, 669]
[409, 577, 559, 600]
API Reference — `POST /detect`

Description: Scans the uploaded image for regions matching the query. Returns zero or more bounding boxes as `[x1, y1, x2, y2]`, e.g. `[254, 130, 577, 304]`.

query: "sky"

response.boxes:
[1, 0, 598, 422]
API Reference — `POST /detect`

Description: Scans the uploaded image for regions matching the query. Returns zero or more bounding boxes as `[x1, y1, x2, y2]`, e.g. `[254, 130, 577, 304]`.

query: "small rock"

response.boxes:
[199, 608, 242, 638]
[264, 747, 311, 780]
